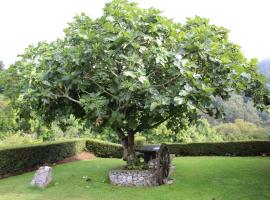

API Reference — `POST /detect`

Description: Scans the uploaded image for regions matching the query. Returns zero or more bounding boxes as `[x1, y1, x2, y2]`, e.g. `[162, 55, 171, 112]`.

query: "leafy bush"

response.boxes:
[142, 119, 223, 144]
[134, 136, 146, 147]
[0, 132, 40, 148]
[142, 123, 176, 144]
[30, 114, 92, 141]
[90, 126, 119, 143]
[142, 118, 269, 144]
[85, 139, 122, 158]
[168, 141, 270, 156]
[214, 119, 267, 141]
[0, 95, 17, 139]
[176, 119, 223, 143]
[30, 116, 121, 143]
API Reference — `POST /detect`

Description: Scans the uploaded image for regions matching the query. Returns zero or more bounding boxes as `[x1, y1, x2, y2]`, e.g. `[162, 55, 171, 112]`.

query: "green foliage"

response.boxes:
[222, 95, 261, 124]
[0, 139, 122, 176]
[259, 58, 270, 86]
[168, 141, 270, 156]
[214, 119, 267, 141]
[85, 139, 122, 158]
[125, 156, 146, 170]
[3, 0, 269, 143]
[48, 115, 91, 140]
[142, 122, 175, 143]
[207, 94, 267, 125]
[134, 136, 146, 147]
[0, 95, 17, 138]
[0, 132, 40, 148]
[90, 126, 119, 143]
[143, 118, 269, 144]
[0, 61, 4, 93]
[176, 119, 223, 143]
[142, 119, 222, 143]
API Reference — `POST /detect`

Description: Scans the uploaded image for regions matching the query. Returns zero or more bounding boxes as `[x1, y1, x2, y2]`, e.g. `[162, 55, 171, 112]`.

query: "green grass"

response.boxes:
[0, 157, 270, 200]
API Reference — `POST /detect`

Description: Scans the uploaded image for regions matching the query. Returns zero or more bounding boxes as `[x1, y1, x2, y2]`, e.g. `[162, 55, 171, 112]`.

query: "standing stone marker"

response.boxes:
[31, 166, 53, 188]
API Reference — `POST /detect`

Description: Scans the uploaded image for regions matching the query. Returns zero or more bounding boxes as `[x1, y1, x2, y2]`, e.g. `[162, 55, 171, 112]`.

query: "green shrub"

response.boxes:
[142, 122, 175, 143]
[134, 136, 146, 147]
[90, 126, 119, 143]
[176, 119, 223, 143]
[0, 132, 40, 148]
[0, 94, 17, 138]
[168, 141, 270, 156]
[214, 119, 266, 141]
[85, 139, 122, 158]
[142, 119, 223, 144]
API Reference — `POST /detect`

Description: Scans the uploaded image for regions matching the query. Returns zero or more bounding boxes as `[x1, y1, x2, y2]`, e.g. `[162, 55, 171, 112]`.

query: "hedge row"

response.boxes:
[1, 139, 270, 177]
[168, 141, 270, 156]
[85, 139, 122, 158]
[0, 139, 122, 177]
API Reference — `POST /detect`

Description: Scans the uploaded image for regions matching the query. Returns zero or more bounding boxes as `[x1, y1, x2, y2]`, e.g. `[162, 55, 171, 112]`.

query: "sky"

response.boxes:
[0, 0, 270, 67]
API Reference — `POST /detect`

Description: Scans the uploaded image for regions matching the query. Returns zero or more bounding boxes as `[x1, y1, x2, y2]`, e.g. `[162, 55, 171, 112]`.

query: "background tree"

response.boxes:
[0, 61, 5, 93]
[3, 0, 270, 164]
[259, 58, 270, 89]
[212, 94, 261, 124]
[0, 61, 4, 70]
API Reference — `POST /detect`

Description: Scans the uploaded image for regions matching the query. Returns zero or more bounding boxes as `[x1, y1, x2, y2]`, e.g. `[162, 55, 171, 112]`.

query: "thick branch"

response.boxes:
[50, 92, 81, 105]
[153, 74, 181, 87]
[84, 76, 117, 99]
[149, 117, 170, 129]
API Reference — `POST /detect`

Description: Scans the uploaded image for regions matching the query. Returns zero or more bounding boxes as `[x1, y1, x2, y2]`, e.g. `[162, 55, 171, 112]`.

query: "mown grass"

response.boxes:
[0, 157, 269, 200]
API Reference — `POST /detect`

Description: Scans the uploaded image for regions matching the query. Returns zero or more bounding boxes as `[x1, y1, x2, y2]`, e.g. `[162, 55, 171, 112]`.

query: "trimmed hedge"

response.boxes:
[0, 139, 122, 177]
[168, 141, 270, 156]
[85, 139, 122, 158]
[0, 140, 86, 176]
[1, 139, 270, 177]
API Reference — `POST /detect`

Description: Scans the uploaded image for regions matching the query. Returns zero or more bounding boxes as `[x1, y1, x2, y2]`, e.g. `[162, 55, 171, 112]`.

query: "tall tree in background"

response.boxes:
[259, 58, 270, 89]
[0, 61, 3, 69]
[213, 94, 261, 124]
[0, 61, 5, 93]
[3, 0, 270, 164]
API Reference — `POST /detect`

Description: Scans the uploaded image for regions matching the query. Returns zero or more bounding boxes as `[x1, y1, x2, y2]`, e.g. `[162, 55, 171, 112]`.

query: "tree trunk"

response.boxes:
[121, 132, 135, 164]
[121, 136, 128, 161]
[127, 132, 135, 163]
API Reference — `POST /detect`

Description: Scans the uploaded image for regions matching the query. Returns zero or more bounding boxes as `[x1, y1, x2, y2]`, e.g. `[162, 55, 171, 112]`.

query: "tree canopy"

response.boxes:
[3, 0, 270, 163]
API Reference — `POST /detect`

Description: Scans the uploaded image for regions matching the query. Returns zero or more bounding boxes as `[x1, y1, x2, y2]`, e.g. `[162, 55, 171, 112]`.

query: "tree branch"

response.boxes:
[50, 92, 81, 105]
[149, 117, 170, 129]
[83, 76, 117, 99]
[153, 74, 181, 87]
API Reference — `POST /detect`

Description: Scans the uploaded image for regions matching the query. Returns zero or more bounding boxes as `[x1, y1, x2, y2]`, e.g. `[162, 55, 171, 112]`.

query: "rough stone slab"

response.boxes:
[31, 166, 52, 188]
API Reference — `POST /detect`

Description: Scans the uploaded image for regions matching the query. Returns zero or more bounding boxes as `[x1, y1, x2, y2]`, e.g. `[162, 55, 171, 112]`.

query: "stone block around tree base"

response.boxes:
[109, 169, 159, 187]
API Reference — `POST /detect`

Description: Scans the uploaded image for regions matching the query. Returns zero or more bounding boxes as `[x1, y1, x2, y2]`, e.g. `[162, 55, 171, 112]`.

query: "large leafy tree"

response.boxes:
[4, 0, 269, 163]
[0, 61, 5, 93]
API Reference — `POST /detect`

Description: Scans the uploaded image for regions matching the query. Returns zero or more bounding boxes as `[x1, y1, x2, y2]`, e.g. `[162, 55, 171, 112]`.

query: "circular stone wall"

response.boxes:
[109, 169, 158, 187]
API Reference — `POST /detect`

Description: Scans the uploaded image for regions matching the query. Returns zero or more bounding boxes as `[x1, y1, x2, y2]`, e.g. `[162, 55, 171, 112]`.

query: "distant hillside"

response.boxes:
[259, 58, 270, 83]
[259, 58, 270, 79]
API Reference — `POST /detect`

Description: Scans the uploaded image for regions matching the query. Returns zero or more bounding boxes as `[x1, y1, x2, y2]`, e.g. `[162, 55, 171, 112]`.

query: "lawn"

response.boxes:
[0, 157, 269, 200]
